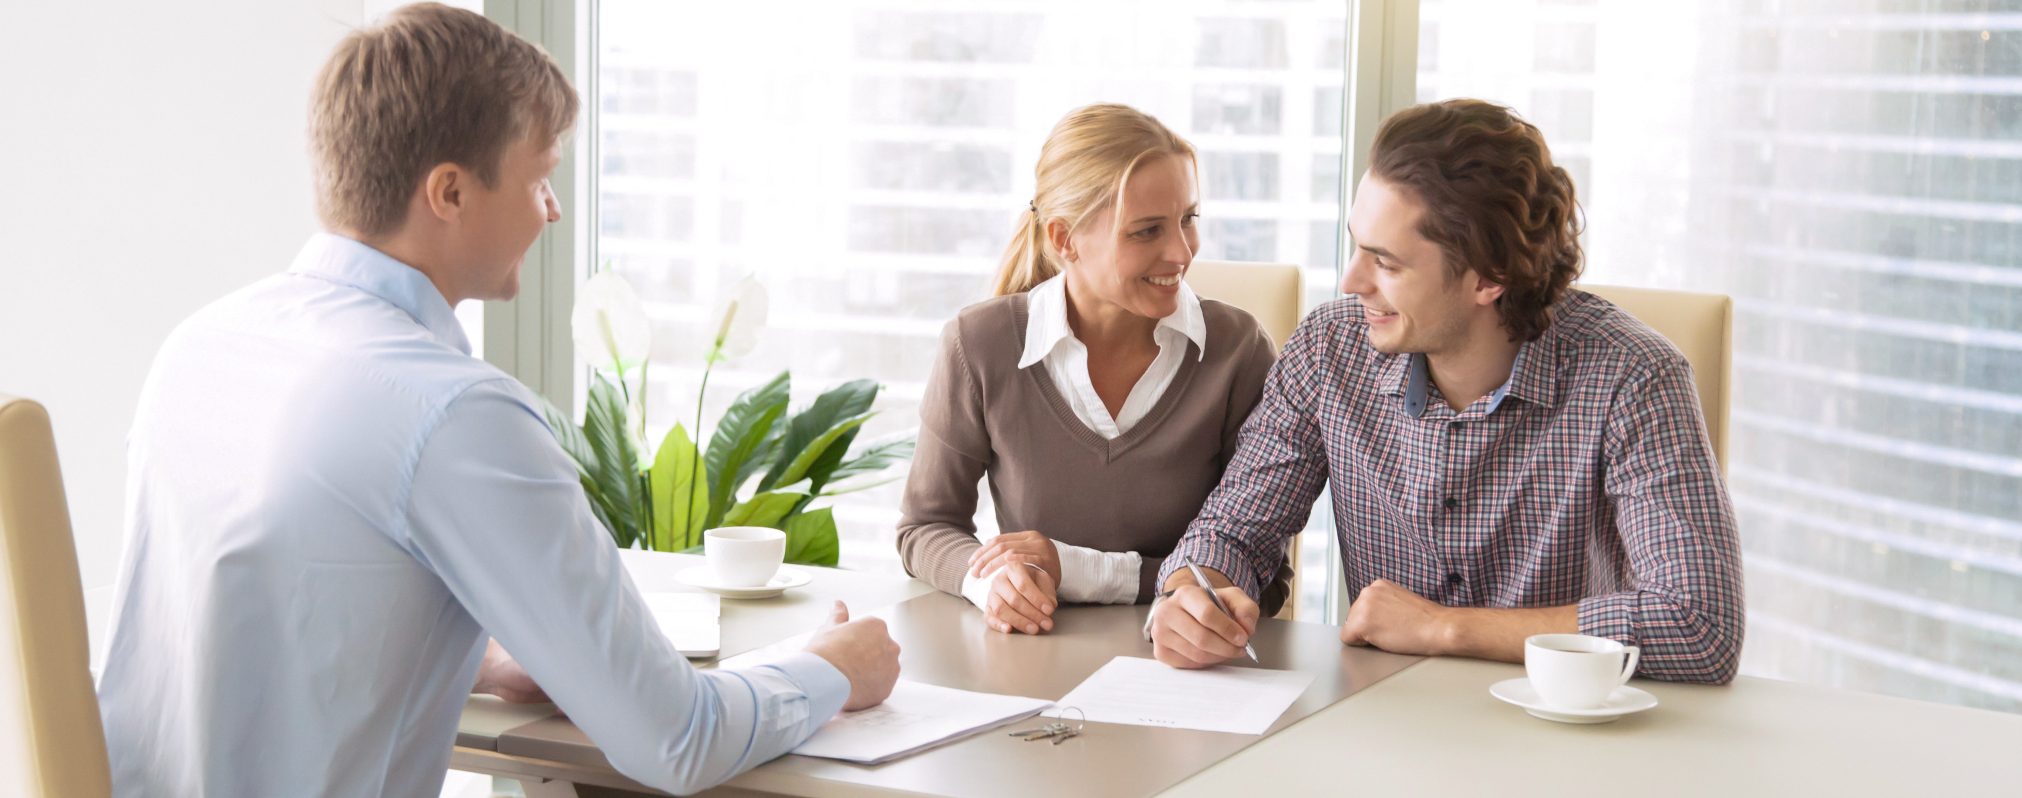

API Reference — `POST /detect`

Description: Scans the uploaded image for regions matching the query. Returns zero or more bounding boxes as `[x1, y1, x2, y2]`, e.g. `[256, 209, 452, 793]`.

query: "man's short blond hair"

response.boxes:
[310, 2, 578, 236]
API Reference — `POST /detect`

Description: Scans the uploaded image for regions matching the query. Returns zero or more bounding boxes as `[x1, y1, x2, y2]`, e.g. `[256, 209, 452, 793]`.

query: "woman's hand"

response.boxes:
[981, 554, 1059, 635]
[968, 530, 1062, 586]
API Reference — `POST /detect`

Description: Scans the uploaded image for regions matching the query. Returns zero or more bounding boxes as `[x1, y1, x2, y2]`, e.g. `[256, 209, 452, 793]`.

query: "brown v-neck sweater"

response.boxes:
[896, 291, 1292, 613]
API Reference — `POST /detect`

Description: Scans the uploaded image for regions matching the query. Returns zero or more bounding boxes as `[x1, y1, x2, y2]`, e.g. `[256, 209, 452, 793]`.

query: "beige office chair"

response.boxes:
[1185, 260, 1306, 619]
[1577, 285, 1732, 472]
[1185, 259, 1304, 352]
[0, 394, 112, 798]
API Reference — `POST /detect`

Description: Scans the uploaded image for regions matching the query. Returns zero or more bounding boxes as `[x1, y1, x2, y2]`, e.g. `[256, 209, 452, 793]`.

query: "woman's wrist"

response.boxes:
[1055, 541, 1140, 604]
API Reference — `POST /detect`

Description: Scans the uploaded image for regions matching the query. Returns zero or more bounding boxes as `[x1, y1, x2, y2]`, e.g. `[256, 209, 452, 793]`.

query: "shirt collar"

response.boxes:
[1016, 274, 1207, 369]
[287, 232, 472, 355]
[1383, 334, 1558, 419]
[1505, 329, 1558, 410]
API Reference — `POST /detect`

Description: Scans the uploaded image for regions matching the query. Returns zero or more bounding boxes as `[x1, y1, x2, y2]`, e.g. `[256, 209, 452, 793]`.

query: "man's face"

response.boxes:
[452, 135, 562, 303]
[1339, 172, 1479, 355]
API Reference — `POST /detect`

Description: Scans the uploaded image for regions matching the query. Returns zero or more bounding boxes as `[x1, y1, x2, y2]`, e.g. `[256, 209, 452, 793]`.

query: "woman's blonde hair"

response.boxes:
[992, 104, 1197, 296]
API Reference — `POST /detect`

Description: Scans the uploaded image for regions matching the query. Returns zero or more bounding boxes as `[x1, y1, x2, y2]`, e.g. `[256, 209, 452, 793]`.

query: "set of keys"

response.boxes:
[1008, 708, 1086, 745]
[1008, 721, 1082, 745]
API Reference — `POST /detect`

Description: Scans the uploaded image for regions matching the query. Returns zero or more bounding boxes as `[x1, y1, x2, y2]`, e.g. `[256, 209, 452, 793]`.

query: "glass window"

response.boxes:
[594, 0, 1349, 619]
[1419, 0, 2022, 714]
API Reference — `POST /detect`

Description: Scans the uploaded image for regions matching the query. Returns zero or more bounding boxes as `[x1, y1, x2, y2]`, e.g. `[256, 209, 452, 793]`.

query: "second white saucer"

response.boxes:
[676, 565, 813, 599]
[1489, 677, 1658, 724]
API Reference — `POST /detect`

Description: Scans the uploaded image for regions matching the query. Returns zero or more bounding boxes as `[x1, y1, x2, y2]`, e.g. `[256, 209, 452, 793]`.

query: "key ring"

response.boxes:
[1008, 707, 1087, 744]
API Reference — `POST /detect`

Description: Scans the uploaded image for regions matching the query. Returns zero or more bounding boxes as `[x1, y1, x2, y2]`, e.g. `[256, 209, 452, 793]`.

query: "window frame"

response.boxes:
[482, 0, 599, 409]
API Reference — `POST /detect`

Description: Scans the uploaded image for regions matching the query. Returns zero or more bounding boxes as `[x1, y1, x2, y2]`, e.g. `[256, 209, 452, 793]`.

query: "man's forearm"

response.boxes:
[1441, 604, 1580, 663]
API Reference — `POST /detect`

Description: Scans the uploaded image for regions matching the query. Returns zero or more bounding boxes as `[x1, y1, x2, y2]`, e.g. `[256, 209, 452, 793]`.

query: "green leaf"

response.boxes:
[736, 414, 791, 491]
[765, 412, 873, 494]
[799, 426, 861, 501]
[583, 374, 644, 546]
[823, 436, 916, 484]
[818, 472, 906, 497]
[635, 471, 655, 548]
[757, 380, 879, 492]
[781, 508, 841, 566]
[649, 424, 708, 552]
[721, 490, 805, 529]
[702, 372, 791, 529]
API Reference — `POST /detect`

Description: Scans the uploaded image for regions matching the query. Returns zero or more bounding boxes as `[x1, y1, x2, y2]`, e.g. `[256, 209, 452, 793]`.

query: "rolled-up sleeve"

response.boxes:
[405, 380, 850, 795]
[1582, 359, 1746, 684]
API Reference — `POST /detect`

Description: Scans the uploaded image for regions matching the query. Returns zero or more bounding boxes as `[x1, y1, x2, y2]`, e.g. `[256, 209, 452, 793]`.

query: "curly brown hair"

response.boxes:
[1369, 99, 1584, 342]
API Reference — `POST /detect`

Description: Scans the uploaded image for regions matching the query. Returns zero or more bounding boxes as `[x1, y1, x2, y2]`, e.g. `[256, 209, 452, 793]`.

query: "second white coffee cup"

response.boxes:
[1524, 633, 1640, 709]
[704, 526, 787, 587]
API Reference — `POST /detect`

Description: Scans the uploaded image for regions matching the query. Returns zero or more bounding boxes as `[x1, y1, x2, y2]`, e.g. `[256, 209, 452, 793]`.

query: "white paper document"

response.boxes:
[1047, 656, 1313, 735]
[641, 592, 720, 659]
[792, 680, 1052, 765]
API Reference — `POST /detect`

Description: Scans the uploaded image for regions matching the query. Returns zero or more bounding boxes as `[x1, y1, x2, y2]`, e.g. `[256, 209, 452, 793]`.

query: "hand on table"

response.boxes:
[978, 554, 1058, 635]
[1338, 579, 1455, 656]
[967, 530, 1062, 586]
[473, 638, 550, 704]
[805, 601, 903, 711]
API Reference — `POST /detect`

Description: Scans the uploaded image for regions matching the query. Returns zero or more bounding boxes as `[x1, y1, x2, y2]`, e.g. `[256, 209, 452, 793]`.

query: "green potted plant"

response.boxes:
[536, 270, 913, 566]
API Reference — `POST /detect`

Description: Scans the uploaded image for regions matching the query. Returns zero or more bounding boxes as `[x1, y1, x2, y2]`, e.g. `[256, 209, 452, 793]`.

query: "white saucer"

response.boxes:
[675, 565, 813, 599]
[1489, 678, 1658, 724]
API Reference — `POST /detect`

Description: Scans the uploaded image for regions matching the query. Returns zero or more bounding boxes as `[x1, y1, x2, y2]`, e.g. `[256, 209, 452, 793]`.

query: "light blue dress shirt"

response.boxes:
[97, 233, 849, 797]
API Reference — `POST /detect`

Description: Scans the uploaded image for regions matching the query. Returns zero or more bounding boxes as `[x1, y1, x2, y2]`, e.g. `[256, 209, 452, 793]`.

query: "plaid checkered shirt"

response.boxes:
[1160, 290, 1745, 683]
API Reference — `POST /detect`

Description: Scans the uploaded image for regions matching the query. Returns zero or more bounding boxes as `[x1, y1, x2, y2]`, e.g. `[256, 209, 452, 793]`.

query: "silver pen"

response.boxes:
[1185, 562, 1259, 663]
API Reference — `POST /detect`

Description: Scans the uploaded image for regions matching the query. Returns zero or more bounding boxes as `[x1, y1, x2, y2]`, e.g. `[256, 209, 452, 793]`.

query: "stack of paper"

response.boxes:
[1047, 655, 1313, 735]
[792, 680, 1052, 765]
[641, 592, 720, 659]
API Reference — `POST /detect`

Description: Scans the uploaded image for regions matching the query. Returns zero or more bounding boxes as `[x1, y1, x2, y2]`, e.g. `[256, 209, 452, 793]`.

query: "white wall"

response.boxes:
[0, 0, 369, 593]
[1, 4, 495, 793]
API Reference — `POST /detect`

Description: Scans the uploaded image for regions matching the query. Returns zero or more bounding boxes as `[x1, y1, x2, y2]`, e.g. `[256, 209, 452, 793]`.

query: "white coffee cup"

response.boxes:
[704, 526, 786, 588]
[1524, 633, 1640, 710]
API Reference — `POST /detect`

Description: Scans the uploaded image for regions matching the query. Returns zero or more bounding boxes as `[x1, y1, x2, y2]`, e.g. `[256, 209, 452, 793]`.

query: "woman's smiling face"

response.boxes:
[1057, 154, 1201, 322]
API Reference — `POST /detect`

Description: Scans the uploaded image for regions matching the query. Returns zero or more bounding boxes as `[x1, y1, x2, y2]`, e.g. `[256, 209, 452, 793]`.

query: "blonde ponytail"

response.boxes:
[992, 205, 1059, 296]
[990, 103, 1195, 297]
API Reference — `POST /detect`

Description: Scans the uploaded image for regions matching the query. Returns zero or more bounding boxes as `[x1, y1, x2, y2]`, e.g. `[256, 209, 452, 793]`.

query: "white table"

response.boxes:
[455, 550, 2022, 796]
[1167, 655, 2022, 796]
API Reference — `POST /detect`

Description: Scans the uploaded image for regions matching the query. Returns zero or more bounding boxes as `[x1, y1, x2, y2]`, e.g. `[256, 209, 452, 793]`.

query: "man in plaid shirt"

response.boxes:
[1148, 99, 1744, 684]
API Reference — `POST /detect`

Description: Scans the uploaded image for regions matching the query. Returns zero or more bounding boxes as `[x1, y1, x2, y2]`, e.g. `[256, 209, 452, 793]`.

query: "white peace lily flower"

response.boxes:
[572, 271, 652, 376]
[708, 276, 769, 360]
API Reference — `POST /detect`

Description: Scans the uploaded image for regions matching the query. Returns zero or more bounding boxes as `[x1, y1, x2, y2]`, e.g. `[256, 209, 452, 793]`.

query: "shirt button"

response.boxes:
[1442, 497, 1459, 510]
[1450, 422, 1464, 431]
[1447, 572, 1464, 586]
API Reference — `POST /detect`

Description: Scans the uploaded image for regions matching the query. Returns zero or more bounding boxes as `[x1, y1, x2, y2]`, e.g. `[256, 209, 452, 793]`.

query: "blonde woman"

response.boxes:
[896, 104, 1290, 635]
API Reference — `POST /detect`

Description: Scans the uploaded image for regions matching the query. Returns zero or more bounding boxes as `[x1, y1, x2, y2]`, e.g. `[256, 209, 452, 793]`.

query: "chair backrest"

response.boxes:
[1184, 260, 1304, 353]
[0, 394, 111, 798]
[1577, 285, 1733, 472]
[1183, 260, 1306, 619]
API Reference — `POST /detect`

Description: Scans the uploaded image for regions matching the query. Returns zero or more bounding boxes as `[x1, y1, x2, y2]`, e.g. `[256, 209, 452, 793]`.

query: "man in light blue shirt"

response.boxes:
[94, 5, 901, 796]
